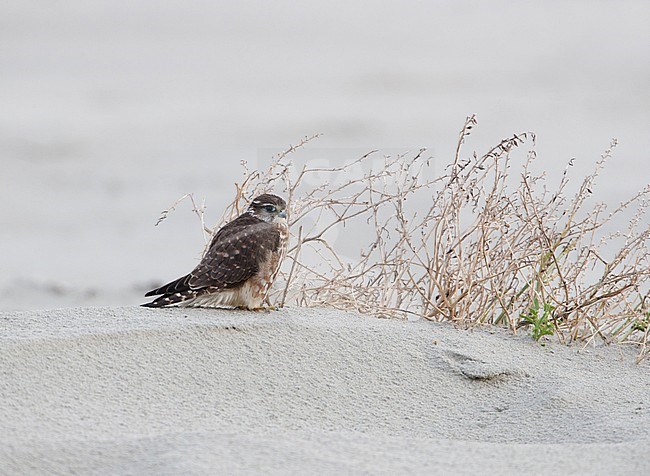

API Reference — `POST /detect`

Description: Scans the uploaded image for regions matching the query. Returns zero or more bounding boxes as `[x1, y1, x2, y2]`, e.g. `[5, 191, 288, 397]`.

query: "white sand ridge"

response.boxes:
[1, 307, 649, 474]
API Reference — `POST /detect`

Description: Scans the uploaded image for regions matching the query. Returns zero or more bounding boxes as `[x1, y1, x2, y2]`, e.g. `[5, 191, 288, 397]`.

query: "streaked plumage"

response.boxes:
[142, 194, 289, 309]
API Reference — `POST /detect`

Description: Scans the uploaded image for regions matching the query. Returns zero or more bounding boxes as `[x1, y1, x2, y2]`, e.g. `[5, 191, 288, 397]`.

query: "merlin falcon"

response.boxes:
[142, 194, 289, 309]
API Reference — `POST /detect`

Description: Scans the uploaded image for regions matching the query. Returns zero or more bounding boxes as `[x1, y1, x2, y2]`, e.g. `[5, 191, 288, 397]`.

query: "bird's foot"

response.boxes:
[235, 305, 278, 312]
[254, 305, 278, 312]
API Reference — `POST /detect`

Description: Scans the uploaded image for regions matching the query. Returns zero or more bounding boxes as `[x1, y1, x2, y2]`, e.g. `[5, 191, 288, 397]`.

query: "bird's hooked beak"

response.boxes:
[278, 210, 287, 219]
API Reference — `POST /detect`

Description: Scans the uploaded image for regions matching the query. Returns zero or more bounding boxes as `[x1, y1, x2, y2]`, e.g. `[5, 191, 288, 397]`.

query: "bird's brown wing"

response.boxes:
[188, 213, 282, 290]
[143, 273, 192, 297]
[144, 213, 281, 298]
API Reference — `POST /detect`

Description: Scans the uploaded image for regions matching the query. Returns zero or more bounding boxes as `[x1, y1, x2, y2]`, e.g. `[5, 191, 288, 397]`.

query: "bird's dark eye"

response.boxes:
[264, 205, 277, 213]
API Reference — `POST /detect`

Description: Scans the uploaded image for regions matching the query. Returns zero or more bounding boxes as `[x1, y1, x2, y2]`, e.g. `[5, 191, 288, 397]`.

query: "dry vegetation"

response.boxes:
[165, 116, 650, 361]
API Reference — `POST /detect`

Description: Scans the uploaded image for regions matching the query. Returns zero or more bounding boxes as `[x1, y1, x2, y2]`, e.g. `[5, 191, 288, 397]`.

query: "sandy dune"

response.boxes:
[1, 307, 648, 475]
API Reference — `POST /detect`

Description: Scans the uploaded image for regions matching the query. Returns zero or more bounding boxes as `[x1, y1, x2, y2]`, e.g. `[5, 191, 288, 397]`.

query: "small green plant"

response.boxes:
[520, 298, 555, 342]
[632, 313, 649, 332]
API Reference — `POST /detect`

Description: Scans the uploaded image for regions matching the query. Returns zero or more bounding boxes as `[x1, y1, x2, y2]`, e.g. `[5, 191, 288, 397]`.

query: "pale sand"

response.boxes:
[1, 307, 648, 475]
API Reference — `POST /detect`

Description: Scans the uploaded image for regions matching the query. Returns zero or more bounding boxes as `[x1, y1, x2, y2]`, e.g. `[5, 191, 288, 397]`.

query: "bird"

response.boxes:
[142, 193, 289, 309]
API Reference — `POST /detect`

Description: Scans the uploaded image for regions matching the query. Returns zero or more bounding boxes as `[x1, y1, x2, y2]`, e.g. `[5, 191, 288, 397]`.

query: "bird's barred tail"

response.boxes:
[141, 289, 203, 308]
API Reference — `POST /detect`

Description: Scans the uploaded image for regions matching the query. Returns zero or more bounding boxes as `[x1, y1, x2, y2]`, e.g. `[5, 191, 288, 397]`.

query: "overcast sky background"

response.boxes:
[1, 1, 648, 309]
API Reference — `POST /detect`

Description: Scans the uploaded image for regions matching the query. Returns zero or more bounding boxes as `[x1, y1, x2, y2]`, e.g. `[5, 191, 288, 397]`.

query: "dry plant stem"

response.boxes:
[280, 225, 303, 308]
[156, 193, 211, 243]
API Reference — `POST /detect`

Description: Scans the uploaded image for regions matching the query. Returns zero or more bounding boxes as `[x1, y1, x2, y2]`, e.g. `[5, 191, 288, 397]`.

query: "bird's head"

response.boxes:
[248, 194, 288, 224]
